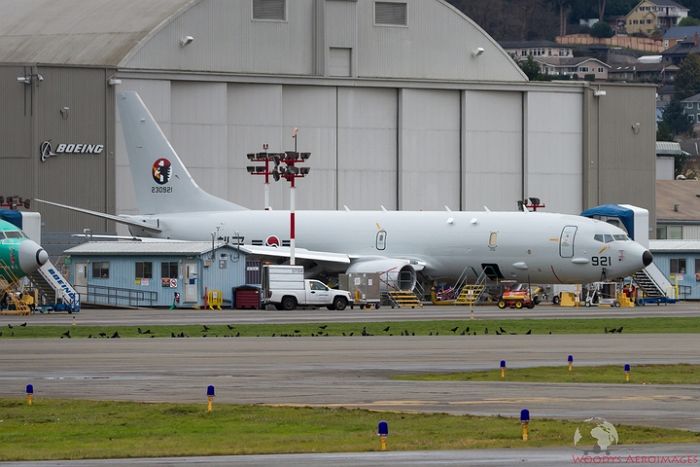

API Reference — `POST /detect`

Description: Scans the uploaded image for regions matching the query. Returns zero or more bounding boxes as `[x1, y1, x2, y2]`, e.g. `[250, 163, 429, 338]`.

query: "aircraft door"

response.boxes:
[74, 263, 88, 296]
[376, 230, 387, 250]
[185, 261, 198, 302]
[560, 226, 577, 258]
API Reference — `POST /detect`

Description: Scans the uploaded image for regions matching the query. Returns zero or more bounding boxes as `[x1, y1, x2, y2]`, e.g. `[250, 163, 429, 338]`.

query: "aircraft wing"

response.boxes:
[240, 245, 351, 265]
[36, 199, 161, 233]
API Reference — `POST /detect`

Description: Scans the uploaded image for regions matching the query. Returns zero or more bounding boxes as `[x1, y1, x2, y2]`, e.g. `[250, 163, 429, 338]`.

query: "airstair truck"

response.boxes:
[262, 265, 352, 311]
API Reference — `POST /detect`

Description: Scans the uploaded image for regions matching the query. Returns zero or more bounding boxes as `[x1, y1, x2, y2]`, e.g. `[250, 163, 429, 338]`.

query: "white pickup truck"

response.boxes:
[262, 265, 353, 311]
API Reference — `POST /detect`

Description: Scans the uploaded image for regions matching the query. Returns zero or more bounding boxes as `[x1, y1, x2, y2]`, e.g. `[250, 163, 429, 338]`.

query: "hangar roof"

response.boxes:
[0, 0, 193, 66]
[0, 0, 526, 82]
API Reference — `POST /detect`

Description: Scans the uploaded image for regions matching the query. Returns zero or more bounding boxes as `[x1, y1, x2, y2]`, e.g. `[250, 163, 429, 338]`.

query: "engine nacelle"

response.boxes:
[345, 259, 417, 291]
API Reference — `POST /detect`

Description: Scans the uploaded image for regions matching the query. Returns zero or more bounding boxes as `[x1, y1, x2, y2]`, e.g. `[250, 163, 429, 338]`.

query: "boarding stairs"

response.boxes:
[454, 270, 488, 305]
[632, 264, 675, 304]
[27, 260, 80, 312]
[0, 261, 31, 315]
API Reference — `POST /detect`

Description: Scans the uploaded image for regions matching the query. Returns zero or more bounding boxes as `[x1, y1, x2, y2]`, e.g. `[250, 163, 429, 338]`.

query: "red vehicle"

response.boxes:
[497, 288, 535, 309]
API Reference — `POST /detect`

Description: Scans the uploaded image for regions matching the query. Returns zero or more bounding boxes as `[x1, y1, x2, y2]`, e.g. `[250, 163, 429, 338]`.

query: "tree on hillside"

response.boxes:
[674, 55, 700, 100]
[679, 16, 700, 26]
[598, 0, 607, 20]
[519, 56, 542, 80]
[590, 21, 615, 37]
[662, 100, 693, 136]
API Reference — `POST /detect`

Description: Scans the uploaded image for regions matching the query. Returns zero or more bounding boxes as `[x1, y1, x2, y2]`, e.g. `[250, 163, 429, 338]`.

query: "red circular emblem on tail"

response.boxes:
[152, 158, 172, 185]
[265, 235, 280, 247]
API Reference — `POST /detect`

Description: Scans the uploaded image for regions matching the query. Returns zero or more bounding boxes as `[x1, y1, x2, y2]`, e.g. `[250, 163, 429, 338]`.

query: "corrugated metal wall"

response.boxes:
[527, 91, 583, 214]
[0, 65, 114, 233]
[462, 90, 522, 211]
[399, 89, 460, 210]
[0, 65, 33, 197]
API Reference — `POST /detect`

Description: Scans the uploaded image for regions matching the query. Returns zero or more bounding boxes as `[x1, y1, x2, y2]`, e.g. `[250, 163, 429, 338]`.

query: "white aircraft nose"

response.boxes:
[19, 240, 48, 274]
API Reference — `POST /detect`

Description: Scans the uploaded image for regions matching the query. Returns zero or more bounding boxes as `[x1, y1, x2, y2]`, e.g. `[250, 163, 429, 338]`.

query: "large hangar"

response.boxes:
[0, 0, 656, 242]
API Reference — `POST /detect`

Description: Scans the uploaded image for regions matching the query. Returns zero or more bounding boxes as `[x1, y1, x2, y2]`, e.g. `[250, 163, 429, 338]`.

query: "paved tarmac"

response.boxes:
[5, 444, 700, 466]
[2, 335, 699, 431]
[2, 303, 699, 326]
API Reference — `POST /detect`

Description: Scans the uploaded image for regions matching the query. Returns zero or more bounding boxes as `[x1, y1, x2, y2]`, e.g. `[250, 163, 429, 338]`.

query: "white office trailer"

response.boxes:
[0, 0, 656, 243]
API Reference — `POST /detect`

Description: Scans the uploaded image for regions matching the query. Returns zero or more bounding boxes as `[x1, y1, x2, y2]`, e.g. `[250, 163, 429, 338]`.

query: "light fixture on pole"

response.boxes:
[244, 136, 310, 266]
[246, 144, 274, 210]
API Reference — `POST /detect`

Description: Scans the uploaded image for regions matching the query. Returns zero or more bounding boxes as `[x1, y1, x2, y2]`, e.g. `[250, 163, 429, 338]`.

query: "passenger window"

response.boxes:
[604, 234, 613, 243]
[594, 234, 604, 243]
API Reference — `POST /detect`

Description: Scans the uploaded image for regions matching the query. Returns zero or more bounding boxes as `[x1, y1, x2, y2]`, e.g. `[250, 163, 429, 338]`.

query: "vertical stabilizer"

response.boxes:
[117, 91, 245, 214]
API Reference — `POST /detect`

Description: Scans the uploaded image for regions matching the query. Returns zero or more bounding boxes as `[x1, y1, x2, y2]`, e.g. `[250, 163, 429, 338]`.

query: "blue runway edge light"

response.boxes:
[25, 384, 33, 395]
[520, 409, 530, 422]
[207, 385, 215, 397]
[377, 420, 389, 436]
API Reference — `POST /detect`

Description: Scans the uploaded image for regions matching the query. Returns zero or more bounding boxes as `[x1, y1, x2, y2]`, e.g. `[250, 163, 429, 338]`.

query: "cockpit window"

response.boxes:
[594, 234, 604, 243]
[603, 234, 614, 243]
[4, 231, 22, 239]
[613, 234, 628, 241]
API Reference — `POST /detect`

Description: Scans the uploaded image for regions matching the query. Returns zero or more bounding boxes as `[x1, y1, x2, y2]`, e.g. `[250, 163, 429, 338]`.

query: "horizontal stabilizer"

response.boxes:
[35, 199, 161, 233]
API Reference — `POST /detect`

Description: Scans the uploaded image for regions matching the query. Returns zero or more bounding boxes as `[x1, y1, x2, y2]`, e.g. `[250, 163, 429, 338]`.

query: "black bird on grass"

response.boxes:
[88, 334, 93, 339]
[617, 326, 624, 333]
[319, 325, 328, 330]
[143, 329, 152, 335]
[137, 327, 143, 334]
[171, 332, 176, 338]
[495, 330, 502, 335]
[465, 327, 470, 334]
[61, 330, 71, 339]
[235, 332, 240, 337]
[202, 325, 210, 332]
[294, 330, 301, 334]
[111, 331, 120, 339]
[7, 324, 13, 329]
[525, 329, 532, 335]
[226, 324, 235, 330]
[383, 326, 391, 332]
[450, 326, 459, 333]
[99, 332, 107, 338]
[499, 327, 507, 334]
[179, 332, 187, 338]
[484, 328, 488, 335]
[20, 322, 27, 327]
[349, 332, 354, 336]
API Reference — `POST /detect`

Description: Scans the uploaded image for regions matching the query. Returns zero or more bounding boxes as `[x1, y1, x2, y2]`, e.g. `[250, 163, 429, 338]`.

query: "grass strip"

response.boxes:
[1, 317, 700, 339]
[393, 364, 700, 385]
[0, 398, 698, 461]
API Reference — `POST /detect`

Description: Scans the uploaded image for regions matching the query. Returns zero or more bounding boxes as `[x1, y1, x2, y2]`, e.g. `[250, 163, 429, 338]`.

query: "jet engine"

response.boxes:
[345, 259, 418, 291]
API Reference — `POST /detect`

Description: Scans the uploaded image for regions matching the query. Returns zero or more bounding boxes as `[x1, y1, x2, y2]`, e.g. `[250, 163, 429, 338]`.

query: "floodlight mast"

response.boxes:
[244, 133, 310, 266]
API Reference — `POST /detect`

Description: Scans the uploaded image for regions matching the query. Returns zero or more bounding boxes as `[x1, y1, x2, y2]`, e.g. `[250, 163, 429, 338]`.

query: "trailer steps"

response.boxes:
[455, 284, 486, 305]
[388, 290, 423, 308]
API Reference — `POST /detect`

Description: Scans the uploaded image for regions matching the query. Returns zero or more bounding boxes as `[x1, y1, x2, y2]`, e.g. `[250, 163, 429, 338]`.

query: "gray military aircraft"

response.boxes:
[39, 91, 652, 290]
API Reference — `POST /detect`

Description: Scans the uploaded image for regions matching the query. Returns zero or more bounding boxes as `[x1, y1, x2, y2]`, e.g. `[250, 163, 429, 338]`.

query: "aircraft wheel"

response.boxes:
[585, 301, 591, 307]
[281, 296, 297, 311]
[553, 295, 560, 305]
[533, 296, 540, 305]
[497, 300, 506, 309]
[526, 302, 535, 309]
[375, 303, 381, 309]
[515, 301, 523, 309]
[333, 296, 348, 311]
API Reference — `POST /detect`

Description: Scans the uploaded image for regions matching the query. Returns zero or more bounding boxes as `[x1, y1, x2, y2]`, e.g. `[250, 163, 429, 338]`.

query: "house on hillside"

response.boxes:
[534, 57, 610, 80]
[656, 180, 700, 240]
[662, 37, 700, 65]
[681, 93, 700, 127]
[663, 26, 700, 48]
[499, 40, 573, 62]
[625, 0, 689, 35]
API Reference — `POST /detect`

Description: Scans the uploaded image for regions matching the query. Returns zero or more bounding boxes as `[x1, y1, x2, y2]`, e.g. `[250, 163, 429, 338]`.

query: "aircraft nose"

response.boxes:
[19, 240, 48, 274]
[642, 250, 653, 267]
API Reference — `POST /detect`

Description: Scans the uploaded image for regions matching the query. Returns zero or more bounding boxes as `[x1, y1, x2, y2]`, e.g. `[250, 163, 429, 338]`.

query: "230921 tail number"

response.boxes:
[591, 256, 612, 267]
[152, 186, 172, 193]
